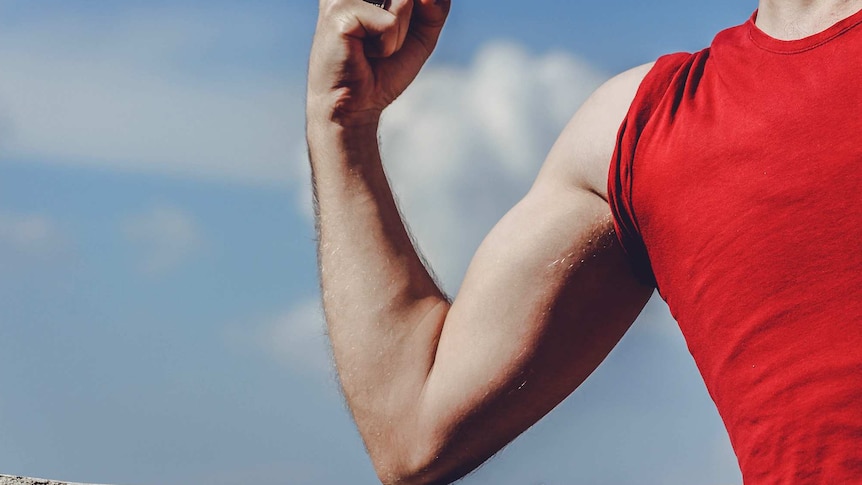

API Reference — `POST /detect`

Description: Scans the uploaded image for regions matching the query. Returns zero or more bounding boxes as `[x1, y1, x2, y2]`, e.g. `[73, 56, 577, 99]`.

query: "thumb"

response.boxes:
[407, 0, 450, 55]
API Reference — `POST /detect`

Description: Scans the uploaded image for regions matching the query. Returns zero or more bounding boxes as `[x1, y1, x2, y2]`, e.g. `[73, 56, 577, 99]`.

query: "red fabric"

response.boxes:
[609, 10, 862, 484]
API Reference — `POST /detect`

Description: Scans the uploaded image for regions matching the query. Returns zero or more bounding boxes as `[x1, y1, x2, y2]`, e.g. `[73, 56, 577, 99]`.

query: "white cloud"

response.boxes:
[257, 300, 332, 375]
[0, 6, 303, 186]
[122, 203, 203, 275]
[223, 299, 333, 377]
[0, 210, 65, 259]
[385, 43, 607, 285]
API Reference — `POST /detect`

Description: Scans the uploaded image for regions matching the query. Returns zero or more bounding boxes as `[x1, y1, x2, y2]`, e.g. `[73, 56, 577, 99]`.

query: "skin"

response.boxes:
[305, 1, 862, 483]
[757, 0, 862, 40]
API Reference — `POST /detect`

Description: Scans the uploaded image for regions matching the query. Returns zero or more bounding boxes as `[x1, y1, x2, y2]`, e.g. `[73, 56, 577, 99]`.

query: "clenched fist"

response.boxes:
[307, 0, 451, 127]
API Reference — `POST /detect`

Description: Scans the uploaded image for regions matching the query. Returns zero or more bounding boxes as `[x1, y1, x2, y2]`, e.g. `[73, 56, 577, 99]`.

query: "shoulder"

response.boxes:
[536, 53, 696, 200]
[534, 62, 655, 199]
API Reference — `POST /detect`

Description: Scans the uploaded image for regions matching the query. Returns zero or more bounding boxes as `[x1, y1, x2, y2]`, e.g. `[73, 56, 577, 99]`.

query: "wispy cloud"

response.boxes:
[0, 5, 304, 186]
[255, 300, 332, 375]
[221, 299, 334, 380]
[122, 203, 203, 275]
[0, 210, 64, 258]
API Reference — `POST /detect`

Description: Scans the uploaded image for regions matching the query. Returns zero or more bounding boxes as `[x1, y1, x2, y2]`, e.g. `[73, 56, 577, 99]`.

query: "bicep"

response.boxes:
[418, 183, 653, 479]
[414, 63, 657, 480]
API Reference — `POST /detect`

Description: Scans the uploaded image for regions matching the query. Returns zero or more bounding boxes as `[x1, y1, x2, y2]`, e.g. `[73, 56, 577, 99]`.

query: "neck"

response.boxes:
[756, 0, 862, 39]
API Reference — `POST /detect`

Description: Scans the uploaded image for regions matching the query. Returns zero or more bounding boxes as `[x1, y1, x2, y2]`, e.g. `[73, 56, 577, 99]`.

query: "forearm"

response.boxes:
[307, 117, 442, 304]
[307, 113, 450, 471]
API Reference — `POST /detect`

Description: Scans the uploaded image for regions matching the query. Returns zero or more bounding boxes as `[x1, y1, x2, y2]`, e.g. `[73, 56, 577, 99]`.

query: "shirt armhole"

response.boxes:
[607, 52, 693, 287]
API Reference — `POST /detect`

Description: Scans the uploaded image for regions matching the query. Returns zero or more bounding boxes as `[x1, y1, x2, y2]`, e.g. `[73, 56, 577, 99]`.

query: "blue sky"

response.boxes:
[0, 1, 755, 483]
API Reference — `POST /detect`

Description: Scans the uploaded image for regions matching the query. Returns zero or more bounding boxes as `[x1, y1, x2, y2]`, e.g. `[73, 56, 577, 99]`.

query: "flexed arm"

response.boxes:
[306, 1, 655, 483]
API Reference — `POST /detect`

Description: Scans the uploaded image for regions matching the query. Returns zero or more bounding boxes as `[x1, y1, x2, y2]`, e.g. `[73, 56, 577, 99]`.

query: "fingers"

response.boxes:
[412, 0, 451, 26]
[408, 0, 451, 52]
[370, 0, 413, 58]
[317, 0, 413, 59]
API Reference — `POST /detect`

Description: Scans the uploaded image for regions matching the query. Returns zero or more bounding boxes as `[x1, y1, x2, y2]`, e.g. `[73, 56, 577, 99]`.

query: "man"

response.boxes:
[305, 0, 862, 483]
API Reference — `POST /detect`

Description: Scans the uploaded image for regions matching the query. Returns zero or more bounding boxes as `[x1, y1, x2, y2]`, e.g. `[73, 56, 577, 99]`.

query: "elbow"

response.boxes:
[372, 435, 469, 485]
[372, 441, 443, 485]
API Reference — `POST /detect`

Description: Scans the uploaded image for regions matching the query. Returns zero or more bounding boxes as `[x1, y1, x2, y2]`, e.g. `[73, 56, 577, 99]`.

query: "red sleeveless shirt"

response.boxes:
[609, 10, 862, 484]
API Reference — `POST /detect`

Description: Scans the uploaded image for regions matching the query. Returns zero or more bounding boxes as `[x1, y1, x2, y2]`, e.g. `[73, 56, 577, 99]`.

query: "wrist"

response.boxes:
[306, 114, 379, 149]
[306, 92, 383, 130]
[306, 103, 382, 169]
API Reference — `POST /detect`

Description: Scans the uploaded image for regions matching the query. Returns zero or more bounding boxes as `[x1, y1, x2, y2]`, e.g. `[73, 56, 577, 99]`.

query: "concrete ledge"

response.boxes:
[0, 475, 110, 485]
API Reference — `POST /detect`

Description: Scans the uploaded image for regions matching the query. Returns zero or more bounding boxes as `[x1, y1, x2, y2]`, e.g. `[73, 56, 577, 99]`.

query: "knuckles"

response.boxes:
[309, 0, 448, 116]
[321, 0, 353, 16]
[317, 0, 405, 59]
[319, 0, 360, 34]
